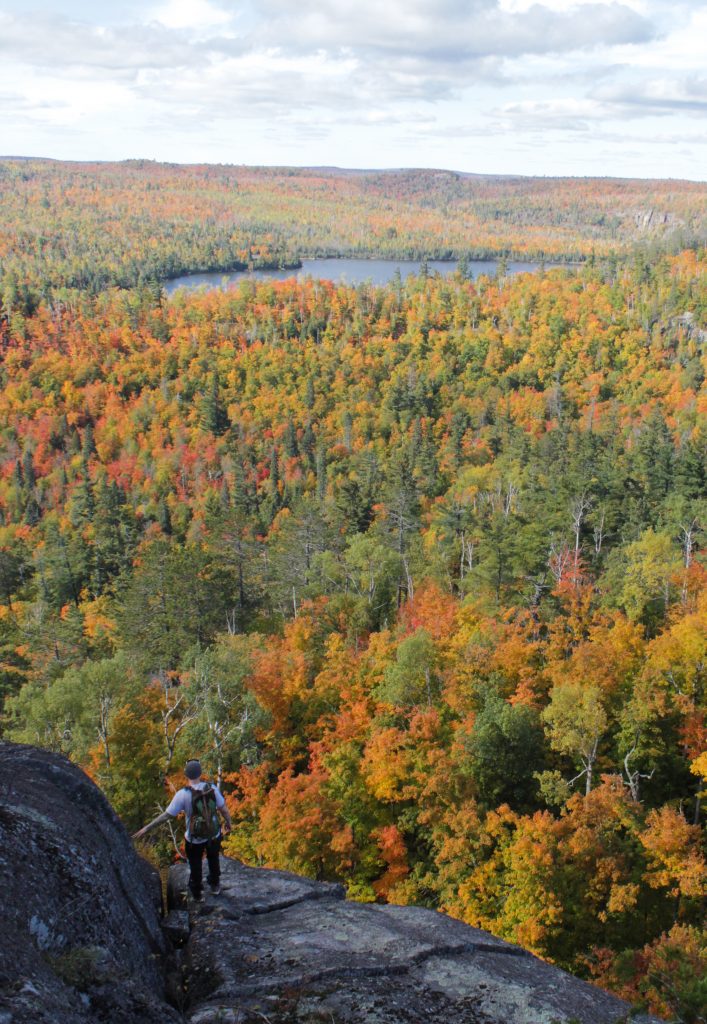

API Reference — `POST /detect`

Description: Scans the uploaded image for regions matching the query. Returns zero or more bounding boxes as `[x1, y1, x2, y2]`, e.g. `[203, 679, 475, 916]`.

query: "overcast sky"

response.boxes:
[0, 0, 704, 178]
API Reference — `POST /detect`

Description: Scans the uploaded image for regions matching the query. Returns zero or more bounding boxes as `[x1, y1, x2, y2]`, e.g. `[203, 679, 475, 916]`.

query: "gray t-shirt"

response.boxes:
[166, 781, 226, 843]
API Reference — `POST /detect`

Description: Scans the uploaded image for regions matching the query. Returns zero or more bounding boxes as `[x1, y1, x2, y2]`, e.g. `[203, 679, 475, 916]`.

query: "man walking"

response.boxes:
[133, 759, 232, 901]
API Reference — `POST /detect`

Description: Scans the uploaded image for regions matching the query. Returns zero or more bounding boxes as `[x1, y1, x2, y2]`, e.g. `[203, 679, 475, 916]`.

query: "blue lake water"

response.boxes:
[164, 257, 562, 294]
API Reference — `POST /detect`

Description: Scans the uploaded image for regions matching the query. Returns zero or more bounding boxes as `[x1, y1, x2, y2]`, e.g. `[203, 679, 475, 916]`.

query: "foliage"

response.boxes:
[1, 160, 705, 315]
[0, 235, 705, 1020]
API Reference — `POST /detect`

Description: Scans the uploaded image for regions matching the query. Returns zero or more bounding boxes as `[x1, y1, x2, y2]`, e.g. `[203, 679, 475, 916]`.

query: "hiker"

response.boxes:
[133, 759, 232, 901]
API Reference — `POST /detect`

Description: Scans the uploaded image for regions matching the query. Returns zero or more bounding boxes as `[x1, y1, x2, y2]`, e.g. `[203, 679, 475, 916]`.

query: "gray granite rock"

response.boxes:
[174, 858, 657, 1024]
[0, 740, 659, 1024]
[0, 741, 180, 1024]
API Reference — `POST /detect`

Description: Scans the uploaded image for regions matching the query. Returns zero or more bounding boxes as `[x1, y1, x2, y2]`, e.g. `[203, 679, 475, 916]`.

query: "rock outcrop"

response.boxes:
[0, 741, 179, 1024]
[168, 859, 657, 1024]
[1, 742, 658, 1024]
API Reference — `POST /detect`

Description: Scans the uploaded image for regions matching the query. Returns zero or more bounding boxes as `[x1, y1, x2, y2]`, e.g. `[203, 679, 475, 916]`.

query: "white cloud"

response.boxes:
[0, 0, 703, 177]
[593, 74, 707, 114]
[497, 74, 707, 129]
[259, 0, 656, 61]
[0, 12, 200, 71]
[150, 0, 232, 30]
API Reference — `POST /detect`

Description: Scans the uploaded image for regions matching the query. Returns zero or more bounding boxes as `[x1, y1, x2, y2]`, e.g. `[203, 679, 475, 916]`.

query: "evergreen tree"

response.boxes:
[158, 499, 173, 536]
[21, 449, 36, 490]
[284, 419, 299, 459]
[316, 449, 327, 503]
[81, 422, 96, 459]
[70, 471, 95, 527]
[201, 370, 229, 435]
[302, 423, 316, 469]
[634, 409, 674, 519]
[674, 437, 705, 501]
[23, 495, 41, 527]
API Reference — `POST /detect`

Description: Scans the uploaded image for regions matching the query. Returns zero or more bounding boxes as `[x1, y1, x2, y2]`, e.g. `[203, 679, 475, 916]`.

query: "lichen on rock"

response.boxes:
[171, 859, 659, 1024]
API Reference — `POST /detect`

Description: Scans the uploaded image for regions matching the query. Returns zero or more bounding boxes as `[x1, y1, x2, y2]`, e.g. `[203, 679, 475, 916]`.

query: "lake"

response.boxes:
[164, 257, 562, 294]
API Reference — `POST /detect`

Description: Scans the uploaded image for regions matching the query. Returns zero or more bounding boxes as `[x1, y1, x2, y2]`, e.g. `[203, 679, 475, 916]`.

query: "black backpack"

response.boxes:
[187, 785, 220, 841]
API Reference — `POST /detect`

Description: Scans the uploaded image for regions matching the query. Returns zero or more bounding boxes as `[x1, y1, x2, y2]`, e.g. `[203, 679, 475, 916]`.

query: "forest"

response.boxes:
[1, 158, 706, 318]
[0, 162, 705, 1021]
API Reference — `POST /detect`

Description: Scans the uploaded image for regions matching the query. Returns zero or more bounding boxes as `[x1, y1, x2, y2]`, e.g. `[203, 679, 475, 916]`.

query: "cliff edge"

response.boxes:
[167, 859, 656, 1024]
[0, 742, 657, 1024]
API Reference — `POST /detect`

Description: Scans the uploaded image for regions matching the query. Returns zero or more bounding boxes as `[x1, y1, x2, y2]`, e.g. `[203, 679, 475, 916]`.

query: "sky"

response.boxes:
[0, 0, 705, 178]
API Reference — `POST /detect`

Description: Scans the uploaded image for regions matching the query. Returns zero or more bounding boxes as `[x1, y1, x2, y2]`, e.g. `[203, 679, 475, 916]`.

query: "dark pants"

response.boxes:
[185, 837, 221, 896]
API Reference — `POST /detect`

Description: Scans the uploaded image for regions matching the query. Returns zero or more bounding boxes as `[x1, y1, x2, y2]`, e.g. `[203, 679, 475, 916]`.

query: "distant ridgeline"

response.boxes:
[0, 180, 705, 1022]
[0, 158, 705, 311]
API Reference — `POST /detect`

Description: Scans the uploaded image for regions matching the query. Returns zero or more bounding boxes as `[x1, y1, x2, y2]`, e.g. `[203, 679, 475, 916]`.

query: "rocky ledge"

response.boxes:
[1, 742, 657, 1024]
[167, 859, 656, 1024]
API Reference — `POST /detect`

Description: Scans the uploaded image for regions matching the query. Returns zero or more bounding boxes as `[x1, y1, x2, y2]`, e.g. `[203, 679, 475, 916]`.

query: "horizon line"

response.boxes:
[0, 155, 705, 186]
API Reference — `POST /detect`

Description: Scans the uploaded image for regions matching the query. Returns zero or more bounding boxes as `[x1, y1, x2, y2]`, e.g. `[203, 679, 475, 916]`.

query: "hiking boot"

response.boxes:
[208, 882, 221, 895]
[190, 890, 205, 904]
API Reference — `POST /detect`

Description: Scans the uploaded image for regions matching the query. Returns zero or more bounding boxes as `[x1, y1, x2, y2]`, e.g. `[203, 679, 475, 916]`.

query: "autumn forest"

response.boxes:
[0, 160, 705, 1021]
